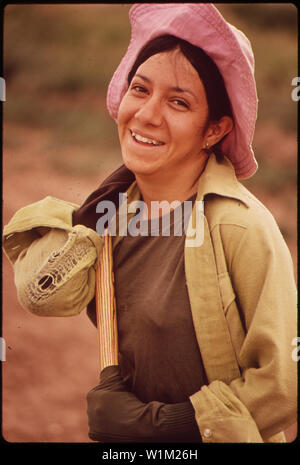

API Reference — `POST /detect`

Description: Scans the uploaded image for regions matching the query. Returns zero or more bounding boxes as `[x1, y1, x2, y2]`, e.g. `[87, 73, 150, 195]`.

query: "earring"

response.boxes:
[204, 142, 211, 154]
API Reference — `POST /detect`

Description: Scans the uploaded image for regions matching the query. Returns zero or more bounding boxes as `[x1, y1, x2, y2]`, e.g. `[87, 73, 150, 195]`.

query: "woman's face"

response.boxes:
[117, 49, 211, 180]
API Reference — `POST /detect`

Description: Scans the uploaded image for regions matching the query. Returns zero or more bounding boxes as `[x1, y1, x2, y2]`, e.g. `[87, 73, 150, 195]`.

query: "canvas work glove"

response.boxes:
[87, 365, 201, 443]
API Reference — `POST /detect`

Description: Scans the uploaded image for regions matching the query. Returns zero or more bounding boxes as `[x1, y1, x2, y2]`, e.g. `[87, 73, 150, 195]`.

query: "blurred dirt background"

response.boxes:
[2, 4, 297, 442]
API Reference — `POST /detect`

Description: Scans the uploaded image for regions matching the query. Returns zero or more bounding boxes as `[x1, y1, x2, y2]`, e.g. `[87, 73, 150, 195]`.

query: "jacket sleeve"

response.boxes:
[3, 196, 103, 317]
[189, 207, 297, 442]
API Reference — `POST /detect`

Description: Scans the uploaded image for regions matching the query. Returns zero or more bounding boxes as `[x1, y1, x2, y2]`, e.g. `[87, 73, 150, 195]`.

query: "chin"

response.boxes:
[122, 154, 160, 178]
[125, 162, 157, 178]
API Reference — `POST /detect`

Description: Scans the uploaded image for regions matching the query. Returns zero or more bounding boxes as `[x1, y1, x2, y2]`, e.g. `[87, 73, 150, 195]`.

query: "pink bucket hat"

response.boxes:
[106, 3, 258, 179]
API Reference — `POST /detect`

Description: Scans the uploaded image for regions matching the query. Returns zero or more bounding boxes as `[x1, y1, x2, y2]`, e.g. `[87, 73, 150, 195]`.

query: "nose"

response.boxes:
[134, 95, 163, 126]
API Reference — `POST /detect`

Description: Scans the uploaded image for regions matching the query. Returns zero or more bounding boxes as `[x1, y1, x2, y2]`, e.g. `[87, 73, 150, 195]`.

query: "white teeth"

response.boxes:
[131, 131, 163, 146]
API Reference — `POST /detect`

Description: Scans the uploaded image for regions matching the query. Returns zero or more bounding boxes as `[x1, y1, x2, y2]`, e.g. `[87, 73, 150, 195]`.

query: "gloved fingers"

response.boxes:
[87, 388, 166, 442]
[90, 365, 127, 392]
[100, 365, 121, 382]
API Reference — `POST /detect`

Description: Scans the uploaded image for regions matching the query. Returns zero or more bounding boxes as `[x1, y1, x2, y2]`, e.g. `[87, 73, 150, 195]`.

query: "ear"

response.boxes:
[204, 116, 233, 148]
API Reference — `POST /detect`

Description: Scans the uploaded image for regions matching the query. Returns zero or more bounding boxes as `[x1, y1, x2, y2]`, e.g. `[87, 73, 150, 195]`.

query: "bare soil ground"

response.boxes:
[2, 124, 109, 442]
[2, 123, 297, 442]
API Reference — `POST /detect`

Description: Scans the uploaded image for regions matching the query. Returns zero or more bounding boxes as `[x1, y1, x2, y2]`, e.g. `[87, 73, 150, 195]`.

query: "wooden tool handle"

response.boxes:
[95, 230, 118, 372]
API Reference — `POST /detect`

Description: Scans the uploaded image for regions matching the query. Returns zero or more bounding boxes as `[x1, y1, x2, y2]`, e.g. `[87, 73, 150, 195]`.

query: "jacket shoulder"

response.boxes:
[204, 184, 294, 272]
[204, 183, 280, 233]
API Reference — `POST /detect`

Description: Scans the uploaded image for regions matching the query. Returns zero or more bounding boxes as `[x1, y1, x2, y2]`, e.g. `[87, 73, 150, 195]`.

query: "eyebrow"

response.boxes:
[134, 73, 198, 102]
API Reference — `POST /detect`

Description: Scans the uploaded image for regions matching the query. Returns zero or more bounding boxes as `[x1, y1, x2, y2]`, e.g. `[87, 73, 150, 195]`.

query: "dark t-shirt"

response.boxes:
[114, 228, 208, 402]
[113, 197, 207, 441]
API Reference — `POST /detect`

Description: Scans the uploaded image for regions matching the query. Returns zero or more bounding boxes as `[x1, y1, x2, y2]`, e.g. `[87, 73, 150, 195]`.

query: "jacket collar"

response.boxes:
[195, 154, 250, 208]
[124, 154, 250, 208]
[73, 153, 249, 233]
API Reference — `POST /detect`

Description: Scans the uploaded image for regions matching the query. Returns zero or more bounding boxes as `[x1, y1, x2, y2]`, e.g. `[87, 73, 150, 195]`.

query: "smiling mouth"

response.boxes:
[130, 130, 164, 146]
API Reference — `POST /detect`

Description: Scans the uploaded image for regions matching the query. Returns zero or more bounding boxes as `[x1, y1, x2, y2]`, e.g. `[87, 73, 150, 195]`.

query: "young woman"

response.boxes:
[3, 4, 297, 443]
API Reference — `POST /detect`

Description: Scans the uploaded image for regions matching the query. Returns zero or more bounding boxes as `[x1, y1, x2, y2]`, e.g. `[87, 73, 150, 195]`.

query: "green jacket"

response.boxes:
[3, 155, 297, 443]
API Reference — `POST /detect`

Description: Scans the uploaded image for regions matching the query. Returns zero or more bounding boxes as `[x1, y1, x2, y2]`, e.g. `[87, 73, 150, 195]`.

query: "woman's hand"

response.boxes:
[87, 365, 201, 443]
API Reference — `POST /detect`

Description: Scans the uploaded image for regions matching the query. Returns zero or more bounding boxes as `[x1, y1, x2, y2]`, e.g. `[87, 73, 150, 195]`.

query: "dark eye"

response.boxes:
[131, 85, 147, 94]
[172, 99, 189, 109]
